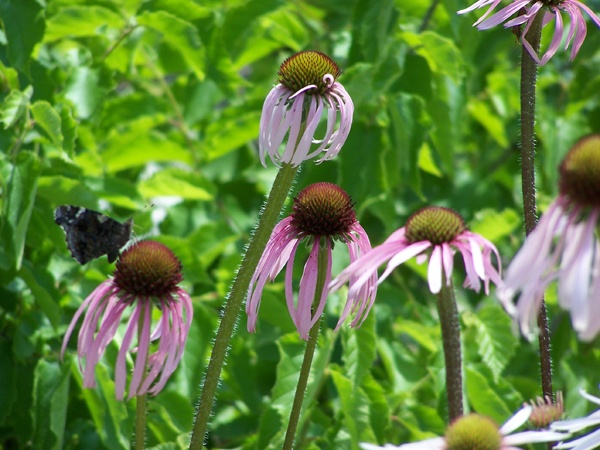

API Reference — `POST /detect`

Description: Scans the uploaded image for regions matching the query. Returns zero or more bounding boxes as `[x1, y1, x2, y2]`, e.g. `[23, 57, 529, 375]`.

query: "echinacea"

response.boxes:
[246, 182, 377, 340]
[360, 406, 570, 450]
[552, 390, 600, 450]
[259, 50, 354, 167]
[497, 135, 600, 341]
[330, 206, 502, 297]
[458, 0, 600, 65]
[61, 241, 193, 400]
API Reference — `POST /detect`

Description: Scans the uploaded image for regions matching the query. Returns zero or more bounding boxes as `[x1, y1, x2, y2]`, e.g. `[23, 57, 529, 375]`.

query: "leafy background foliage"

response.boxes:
[1, 0, 599, 449]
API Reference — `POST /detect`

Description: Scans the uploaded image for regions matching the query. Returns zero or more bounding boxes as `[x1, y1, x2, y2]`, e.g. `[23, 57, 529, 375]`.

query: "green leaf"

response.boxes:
[470, 208, 521, 243]
[60, 105, 78, 155]
[1, 86, 33, 129]
[101, 118, 193, 172]
[64, 67, 107, 119]
[0, 0, 45, 76]
[342, 312, 377, 386]
[400, 31, 464, 82]
[138, 168, 215, 200]
[32, 360, 70, 450]
[330, 368, 377, 449]
[31, 101, 63, 147]
[465, 365, 520, 424]
[18, 264, 61, 329]
[463, 303, 518, 381]
[137, 10, 205, 81]
[44, 5, 125, 42]
[468, 99, 509, 148]
[71, 358, 132, 450]
[0, 340, 17, 424]
[0, 151, 41, 279]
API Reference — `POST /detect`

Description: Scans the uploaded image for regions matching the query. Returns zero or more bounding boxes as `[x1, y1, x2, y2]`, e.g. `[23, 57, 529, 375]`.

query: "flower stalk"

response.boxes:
[519, 12, 553, 401]
[436, 276, 463, 421]
[189, 162, 299, 450]
[282, 244, 328, 450]
[134, 304, 148, 450]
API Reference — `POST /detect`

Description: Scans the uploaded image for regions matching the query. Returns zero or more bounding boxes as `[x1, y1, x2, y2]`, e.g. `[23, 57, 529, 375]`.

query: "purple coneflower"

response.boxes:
[458, 0, 600, 65]
[551, 390, 600, 450]
[246, 182, 376, 340]
[360, 406, 570, 450]
[497, 135, 600, 341]
[330, 206, 502, 297]
[61, 241, 193, 400]
[259, 50, 354, 167]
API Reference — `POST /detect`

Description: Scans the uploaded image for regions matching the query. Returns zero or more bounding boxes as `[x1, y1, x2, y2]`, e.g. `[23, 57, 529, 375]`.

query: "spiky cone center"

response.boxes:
[113, 241, 183, 297]
[405, 206, 466, 245]
[290, 182, 356, 238]
[528, 392, 564, 428]
[278, 50, 341, 94]
[559, 135, 600, 209]
[445, 414, 502, 450]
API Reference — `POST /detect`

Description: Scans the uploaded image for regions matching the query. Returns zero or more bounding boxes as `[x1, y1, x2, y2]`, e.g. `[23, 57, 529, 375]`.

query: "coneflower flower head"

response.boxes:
[331, 206, 501, 297]
[246, 182, 376, 340]
[551, 390, 600, 449]
[528, 392, 564, 429]
[458, 0, 600, 65]
[259, 51, 354, 167]
[61, 241, 193, 400]
[360, 407, 570, 450]
[498, 135, 600, 341]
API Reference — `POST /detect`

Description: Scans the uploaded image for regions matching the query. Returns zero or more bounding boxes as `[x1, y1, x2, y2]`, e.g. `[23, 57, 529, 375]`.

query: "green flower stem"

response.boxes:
[134, 304, 148, 450]
[436, 277, 463, 421]
[520, 13, 554, 401]
[189, 163, 299, 450]
[282, 243, 329, 450]
[134, 393, 147, 450]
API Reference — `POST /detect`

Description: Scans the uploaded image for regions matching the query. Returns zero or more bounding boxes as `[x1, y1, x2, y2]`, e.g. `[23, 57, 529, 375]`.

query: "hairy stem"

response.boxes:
[519, 14, 553, 401]
[436, 278, 463, 422]
[282, 243, 329, 450]
[189, 163, 299, 450]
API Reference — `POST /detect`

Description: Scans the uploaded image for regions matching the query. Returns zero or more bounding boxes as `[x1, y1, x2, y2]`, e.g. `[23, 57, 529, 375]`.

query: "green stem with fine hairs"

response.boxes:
[282, 243, 329, 450]
[436, 277, 463, 422]
[189, 163, 299, 450]
[519, 13, 554, 401]
[134, 303, 148, 450]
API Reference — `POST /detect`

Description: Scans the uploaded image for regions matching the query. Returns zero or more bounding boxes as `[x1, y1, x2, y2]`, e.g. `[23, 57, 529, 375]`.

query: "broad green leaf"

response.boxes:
[101, 117, 193, 172]
[72, 358, 132, 450]
[64, 67, 108, 119]
[470, 208, 521, 243]
[31, 101, 63, 147]
[0, 0, 45, 75]
[138, 168, 215, 200]
[19, 264, 61, 329]
[400, 31, 464, 82]
[32, 360, 69, 450]
[349, 0, 397, 63]
[44, 6, 125, 42]
[468, 99, 509, 148]
[137, 11, 205, 81]
[465, 365, 518, 424]
[1, 86, 33, 129]
[232, 7, 309, 69]
[60, 105, 78, 155]
[202, 110, 261, 161]
[0, 151, 41, 278]
[330, 368, 377, 449]
[463, 303, 518, 381]
[362, 374, 390, 442]
[0, 340, 17, 424]
[342, 312, 377, 386]
[145, 0, 211, 21]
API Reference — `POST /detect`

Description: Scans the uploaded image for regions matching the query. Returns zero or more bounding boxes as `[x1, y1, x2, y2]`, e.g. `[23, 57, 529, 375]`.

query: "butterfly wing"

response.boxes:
[54, 205, 132, 264]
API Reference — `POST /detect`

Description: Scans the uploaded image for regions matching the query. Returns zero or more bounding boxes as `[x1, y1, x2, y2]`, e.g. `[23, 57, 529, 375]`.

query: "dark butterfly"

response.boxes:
[54, 205, 133, 264]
